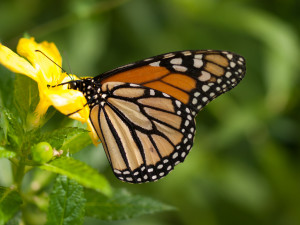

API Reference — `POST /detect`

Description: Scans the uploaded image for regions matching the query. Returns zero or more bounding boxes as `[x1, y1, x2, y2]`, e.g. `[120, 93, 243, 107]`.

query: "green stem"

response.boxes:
[15, 159, 26, 191]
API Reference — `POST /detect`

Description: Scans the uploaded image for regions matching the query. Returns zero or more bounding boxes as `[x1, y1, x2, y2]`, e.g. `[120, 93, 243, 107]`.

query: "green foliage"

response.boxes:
[0, 146, 16, 158]
[0, 107, 23, 149]
[85, 188, 175, 220]
[13, 74, 39, 124]
[41, 127, 92, 154]
[46, 175, 85, 225]
[0, 187, 22, 225]
[40, 157, 111, 196]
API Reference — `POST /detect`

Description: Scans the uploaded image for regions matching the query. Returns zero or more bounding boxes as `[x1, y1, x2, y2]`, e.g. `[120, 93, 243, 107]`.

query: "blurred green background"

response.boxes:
[0, 0, 300, 224]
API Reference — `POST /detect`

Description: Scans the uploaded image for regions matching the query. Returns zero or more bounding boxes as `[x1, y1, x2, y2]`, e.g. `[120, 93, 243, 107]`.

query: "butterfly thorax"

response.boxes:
[68, 78, 104, 108]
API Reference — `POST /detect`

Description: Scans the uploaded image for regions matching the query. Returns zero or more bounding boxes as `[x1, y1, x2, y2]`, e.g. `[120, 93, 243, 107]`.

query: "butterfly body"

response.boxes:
[68, 50, 246, 183]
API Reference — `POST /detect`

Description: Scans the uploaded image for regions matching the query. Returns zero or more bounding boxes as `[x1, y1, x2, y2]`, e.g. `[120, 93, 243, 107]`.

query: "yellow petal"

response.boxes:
[87, 119, 101, 146]
[35, 96, 51, 117]
[17, 37, 62, 84]
[0, 43, 38, 80]
[32, 97, 52, 126]
[46, 89, 89, 123]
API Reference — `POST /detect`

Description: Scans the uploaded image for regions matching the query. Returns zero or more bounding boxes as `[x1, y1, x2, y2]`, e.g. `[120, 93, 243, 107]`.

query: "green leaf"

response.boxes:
[42, 127, 91, 152]
[13, 74, 39, 122]
[40, 157, 111, 196]
[4, 211, 22, 225]
[60, 128, 92, 154]
[0, 186, 22, 225]
[46, 175, 85, 225]
[0, 106, 9, 145]
[0, 108, 23, 149]
[0, 67, 14, 109]
[41, 128, 68, 150]
[0, 70, 13, 144]
[0, 147, 16, 158]
[85, 189, 175, 221]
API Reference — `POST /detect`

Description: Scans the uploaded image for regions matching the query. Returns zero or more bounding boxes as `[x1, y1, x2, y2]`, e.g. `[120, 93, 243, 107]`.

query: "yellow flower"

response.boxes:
[0, 37, 99, 145]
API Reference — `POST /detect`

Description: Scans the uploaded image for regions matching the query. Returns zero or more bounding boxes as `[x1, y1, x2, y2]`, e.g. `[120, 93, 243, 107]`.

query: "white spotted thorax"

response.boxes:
[67, 50, 246, 183]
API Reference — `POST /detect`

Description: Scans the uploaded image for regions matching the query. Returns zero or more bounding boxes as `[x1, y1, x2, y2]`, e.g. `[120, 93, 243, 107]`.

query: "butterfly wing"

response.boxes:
[97, 50, 246, 115]
[72, 50, 246, 183]
[89, 82, 195, 183]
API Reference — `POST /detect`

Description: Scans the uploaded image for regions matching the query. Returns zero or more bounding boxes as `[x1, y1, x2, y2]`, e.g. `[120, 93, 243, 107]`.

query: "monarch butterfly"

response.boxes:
[67, 50, 246, 183]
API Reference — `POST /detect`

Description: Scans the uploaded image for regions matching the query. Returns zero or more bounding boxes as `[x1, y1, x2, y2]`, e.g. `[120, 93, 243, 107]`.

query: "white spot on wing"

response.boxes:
[173, 65, 187, 72]
[194, 92, 201, 97]
[225, 72, 232, 78]
[164, 53, 175, 58]
[192, 98, 198, 105]
[182, 51, 192, 56]
[150, 89, 155, 96]
[170, 58, 182, 65]
[198, 71, 211, 81]
[150, 61, 160, 67]
[114, 169, 121, 174]
[172, 152, 179, 159]
[185, 120, 189, 126]
[194, 54, 203, 59]
[227, 54, 233, 60]
[202, 85, 209, 92]
[230, 62, 236, 68]
[175, 100, 182, 107]
[193, 58, 203, 68]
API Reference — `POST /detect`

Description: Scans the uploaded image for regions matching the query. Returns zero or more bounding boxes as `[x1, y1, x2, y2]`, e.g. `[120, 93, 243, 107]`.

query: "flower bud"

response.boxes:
[31, 142, 53, 163]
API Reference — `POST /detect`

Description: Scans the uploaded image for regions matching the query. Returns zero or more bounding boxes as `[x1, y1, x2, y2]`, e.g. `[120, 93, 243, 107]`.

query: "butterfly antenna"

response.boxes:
[35, 50, 74, 88]
[35, 50, 68, 74]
